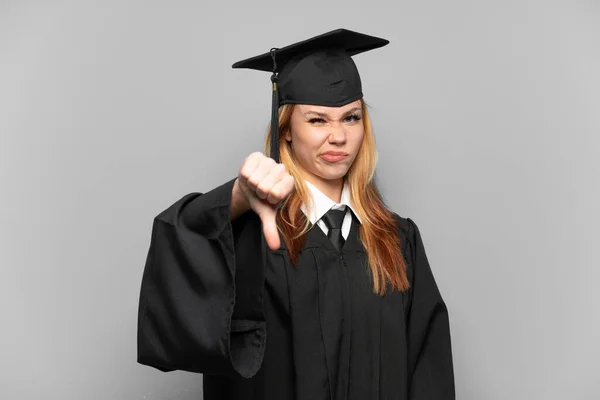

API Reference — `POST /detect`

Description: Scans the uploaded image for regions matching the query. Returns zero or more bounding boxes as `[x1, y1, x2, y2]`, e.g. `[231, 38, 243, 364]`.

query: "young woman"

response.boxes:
[137, 29, 456, 400]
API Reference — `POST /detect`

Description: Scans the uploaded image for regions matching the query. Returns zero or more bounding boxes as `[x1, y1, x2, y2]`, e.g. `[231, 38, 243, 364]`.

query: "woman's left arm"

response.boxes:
[405, 218, 456, 399]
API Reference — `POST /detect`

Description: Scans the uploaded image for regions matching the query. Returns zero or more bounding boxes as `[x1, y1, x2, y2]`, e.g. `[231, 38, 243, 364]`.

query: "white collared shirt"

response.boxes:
[299, 180, 362, 240]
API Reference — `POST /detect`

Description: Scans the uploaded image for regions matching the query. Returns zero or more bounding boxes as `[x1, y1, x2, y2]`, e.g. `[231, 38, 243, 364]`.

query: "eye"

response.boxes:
[344, 114, 362, 123]
[308, 117, 326, 124]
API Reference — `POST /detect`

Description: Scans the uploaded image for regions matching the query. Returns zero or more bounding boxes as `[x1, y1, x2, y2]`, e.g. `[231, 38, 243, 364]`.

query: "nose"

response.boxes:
[328, 122, 347, 142]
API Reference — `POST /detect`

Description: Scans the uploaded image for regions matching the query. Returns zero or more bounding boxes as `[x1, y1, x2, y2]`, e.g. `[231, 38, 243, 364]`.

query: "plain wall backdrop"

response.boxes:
[1, 0, 599, 399]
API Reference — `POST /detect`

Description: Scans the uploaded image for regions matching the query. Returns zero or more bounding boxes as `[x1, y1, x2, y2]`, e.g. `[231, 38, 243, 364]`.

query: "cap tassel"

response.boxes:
[269, 48, 280, 163]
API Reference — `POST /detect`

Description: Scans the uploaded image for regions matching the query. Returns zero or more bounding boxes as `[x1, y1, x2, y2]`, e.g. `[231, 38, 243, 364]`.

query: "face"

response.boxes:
[285, 99, 364, 192]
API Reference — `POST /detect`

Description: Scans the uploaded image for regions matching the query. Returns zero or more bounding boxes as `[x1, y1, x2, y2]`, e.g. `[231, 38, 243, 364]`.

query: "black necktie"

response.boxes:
[322, 208, 346, 252]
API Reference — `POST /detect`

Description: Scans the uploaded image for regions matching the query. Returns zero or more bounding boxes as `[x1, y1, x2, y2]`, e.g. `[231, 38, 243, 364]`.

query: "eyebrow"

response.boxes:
[303, 107, 362, 118]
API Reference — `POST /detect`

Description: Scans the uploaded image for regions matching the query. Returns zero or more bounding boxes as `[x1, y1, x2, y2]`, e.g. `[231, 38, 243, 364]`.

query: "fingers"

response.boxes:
[237, 152, 294, 251]
[239, 152, 275, 195]
[267, 174, 295, 205]
[262, 210, 281, 251]
[238, 152, 263, 190]
[239, 152, 292, 205]
[256, 163, 287, 203]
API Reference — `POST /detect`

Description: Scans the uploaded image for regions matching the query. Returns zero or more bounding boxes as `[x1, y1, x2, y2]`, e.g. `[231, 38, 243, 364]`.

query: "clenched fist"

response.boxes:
[237, 152, 295, 250]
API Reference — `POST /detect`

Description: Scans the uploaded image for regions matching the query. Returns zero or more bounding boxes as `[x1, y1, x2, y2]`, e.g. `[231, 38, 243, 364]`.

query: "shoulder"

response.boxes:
[389, 211, 420, 246]
[389, 211, 426, 267]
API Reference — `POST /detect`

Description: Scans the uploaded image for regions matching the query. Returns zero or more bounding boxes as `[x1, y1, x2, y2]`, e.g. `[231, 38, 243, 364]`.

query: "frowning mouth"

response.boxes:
[320, 154, 348, 162]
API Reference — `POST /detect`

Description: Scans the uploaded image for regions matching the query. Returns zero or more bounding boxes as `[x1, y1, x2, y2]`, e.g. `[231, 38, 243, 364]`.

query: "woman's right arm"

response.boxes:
[230, 177, 252, 222]
[136, 153, 294, 378]
[136, 177, 267, 378]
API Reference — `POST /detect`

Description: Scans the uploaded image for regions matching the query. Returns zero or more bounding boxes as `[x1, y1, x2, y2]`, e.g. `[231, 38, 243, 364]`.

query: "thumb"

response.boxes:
[259, 205, 281, 251]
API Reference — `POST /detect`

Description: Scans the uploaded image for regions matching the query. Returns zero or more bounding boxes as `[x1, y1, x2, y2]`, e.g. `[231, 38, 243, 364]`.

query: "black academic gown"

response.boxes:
[137, 177, 455, 400]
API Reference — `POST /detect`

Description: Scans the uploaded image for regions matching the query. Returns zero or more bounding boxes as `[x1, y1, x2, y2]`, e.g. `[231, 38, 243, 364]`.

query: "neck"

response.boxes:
[305, 174, 344, 204]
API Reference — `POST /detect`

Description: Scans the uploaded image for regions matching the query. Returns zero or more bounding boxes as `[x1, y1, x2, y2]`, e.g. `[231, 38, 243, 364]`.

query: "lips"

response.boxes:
[322, 151, 348, 156]
[321, 154, 348, 162]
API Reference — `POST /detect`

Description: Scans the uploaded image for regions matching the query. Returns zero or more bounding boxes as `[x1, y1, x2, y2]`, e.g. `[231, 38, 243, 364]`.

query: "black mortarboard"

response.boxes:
[232, 28, 389, 163]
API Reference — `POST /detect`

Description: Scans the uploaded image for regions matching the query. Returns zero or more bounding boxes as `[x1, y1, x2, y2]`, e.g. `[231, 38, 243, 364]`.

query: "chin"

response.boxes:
[320, 170, 348, 180]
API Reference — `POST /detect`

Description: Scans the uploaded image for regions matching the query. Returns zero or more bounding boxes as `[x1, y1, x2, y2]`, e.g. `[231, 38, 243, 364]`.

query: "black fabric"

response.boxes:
[231, 28, 389, 72]
[276, 48, 362, 107]
[137, 177, 456, 399]
[322, 208, 346, 252]
[232, 28, 388, 108]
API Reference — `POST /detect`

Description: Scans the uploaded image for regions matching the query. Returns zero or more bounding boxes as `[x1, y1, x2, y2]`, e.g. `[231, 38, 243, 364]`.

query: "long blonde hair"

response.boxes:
[266, 98, 409, 295]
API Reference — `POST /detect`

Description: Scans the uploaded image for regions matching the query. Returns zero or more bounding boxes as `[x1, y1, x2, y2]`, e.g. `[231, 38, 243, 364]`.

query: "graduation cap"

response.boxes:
[232, 28, 389, 163]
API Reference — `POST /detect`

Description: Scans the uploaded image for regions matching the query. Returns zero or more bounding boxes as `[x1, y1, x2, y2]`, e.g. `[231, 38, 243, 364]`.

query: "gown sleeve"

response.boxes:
[136, 177, 267, 379]
[405, 218, 456, 399]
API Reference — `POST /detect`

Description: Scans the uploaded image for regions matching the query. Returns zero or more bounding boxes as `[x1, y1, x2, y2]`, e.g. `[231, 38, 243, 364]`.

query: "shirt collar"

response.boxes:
[300, 179, 363, 225]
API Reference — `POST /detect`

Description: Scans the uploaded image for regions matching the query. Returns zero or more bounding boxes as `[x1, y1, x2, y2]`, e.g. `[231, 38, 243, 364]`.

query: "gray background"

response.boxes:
[1, 0, 599, 399]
